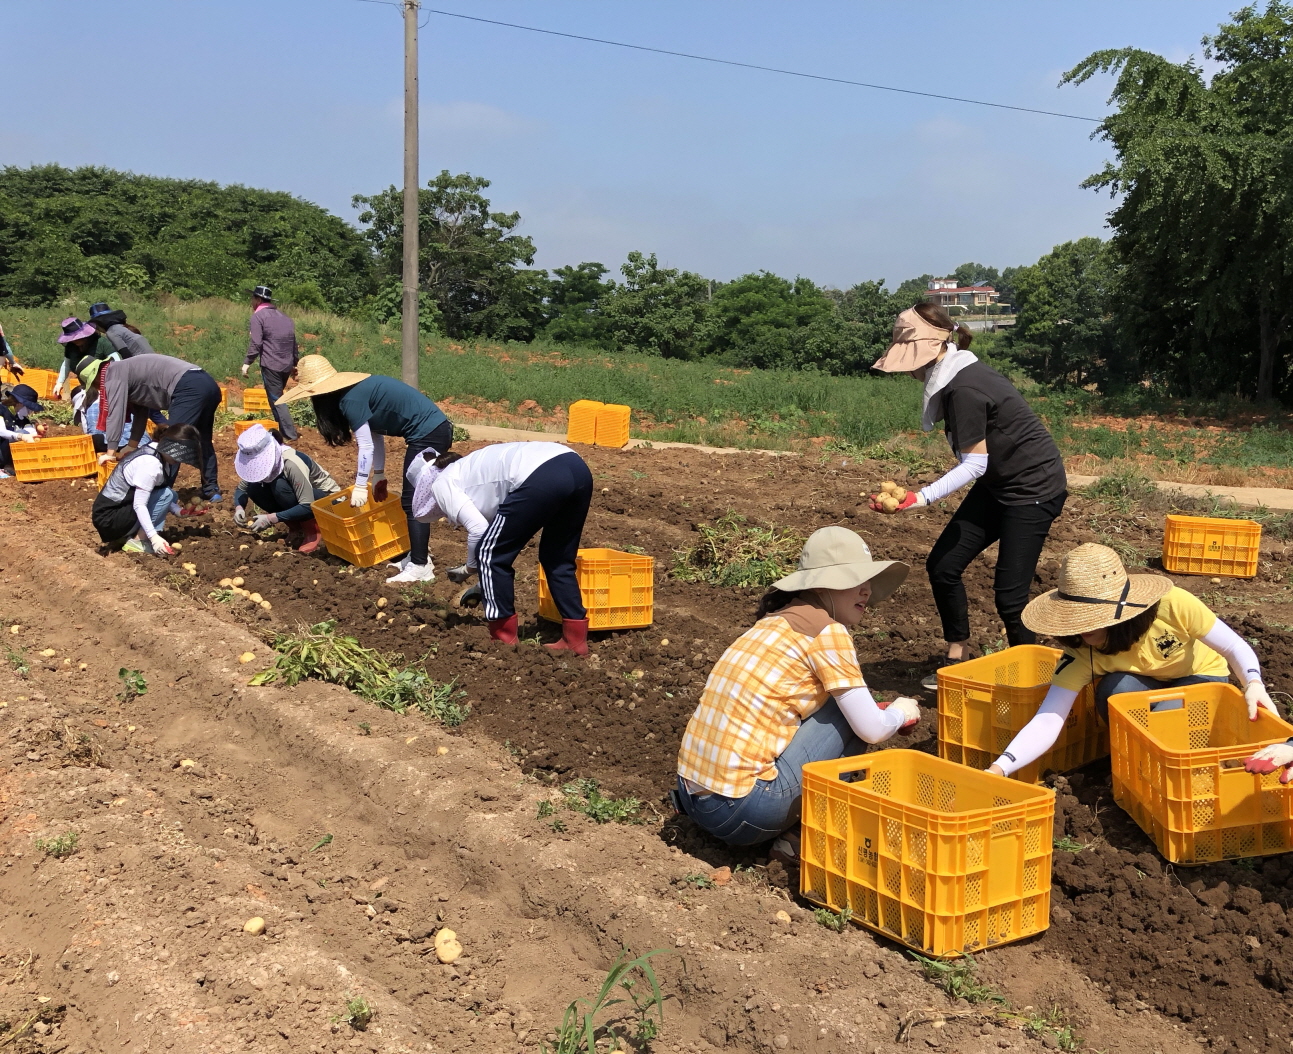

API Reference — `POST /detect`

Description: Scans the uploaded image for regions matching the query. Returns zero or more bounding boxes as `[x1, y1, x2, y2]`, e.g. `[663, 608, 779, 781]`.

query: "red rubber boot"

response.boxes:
[545, 618, 589, 657]
[487, 614, 519, 644]
[297, 519, 323, 554]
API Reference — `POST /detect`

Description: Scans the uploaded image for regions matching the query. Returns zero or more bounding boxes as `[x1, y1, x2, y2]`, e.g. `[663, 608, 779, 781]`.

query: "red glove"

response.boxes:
[1245, 742, 1293, 783]
[869, 491, 919, 514]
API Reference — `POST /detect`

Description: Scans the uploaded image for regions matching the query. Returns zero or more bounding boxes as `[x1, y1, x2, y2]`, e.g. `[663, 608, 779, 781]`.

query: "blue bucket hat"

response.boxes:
[7, 384, 42, 414]
[87, 302, 113, 320]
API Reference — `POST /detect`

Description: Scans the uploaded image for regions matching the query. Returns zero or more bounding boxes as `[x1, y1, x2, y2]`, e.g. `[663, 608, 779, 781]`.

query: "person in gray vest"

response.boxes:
[78, 354, 223, 501]
[242, 285, 299, 441]
[91, 424, 201, 555]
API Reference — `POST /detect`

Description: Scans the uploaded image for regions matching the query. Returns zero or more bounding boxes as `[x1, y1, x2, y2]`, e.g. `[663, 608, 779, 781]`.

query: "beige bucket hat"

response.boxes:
[1023, 543, 1173, 637]
[275, 354, 370, 405]
[773, 526, 909, 603]
[871, 307, 954, 373]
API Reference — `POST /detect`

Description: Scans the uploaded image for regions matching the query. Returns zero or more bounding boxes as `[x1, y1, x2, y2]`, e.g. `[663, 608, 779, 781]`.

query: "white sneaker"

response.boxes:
[386, 560, 435, 584]
[387, 554, 410, 571]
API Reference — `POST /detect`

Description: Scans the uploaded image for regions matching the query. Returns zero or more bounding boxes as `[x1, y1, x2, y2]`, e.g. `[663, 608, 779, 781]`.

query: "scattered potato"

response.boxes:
[243, 917, 266, 936]
[660, 638, 670, 647]
[219, 578, 233, 588]
[179, 758, 196, 769]
[8, 626, 19, 635]
[231, 577, 245, 587]
[376, 597, 388, 608]
[249, 593, 263, 604]
[434, 928, 463, 964]
[260, 601, 272, 611]
[233, 587, 249, 597]
[375, 613, 385, 621]
[238, 652, 255, 664]
[39, 649, 55, 658]
[436, 746, 449, 756]
[238, 544, 249, 551]
[171, 542, 183, 551]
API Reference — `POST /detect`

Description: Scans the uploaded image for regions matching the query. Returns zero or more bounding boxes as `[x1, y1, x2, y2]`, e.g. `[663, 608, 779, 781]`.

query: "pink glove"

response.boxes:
[1245, 741, 1293, 783]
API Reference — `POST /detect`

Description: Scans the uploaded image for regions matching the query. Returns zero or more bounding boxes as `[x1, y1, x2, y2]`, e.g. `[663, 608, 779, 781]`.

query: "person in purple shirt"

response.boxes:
[242, 285, 300, 440]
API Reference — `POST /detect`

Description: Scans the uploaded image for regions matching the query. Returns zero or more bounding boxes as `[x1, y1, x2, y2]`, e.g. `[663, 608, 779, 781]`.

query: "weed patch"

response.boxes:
[673, 511, 803, 588]
[813, 905, 853, 932]
[911, 953, 1005, 1005]
[249, 621, 469, 724]
[561, 778, 642, 824]
[35, 832, 79, 858]
[5, 645, 28, 677]
[334, 995, 373, 1031]
[117, 668, 147, 702]
[540, 948, 667, 1053]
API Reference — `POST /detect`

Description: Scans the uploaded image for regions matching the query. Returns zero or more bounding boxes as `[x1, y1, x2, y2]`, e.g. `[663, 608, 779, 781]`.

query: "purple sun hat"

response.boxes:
[58, 317, 96, 344]
[234, 424, 282, 484]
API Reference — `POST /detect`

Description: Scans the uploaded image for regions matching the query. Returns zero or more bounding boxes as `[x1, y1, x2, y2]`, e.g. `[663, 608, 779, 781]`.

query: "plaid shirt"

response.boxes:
[677, 616, 866, 798]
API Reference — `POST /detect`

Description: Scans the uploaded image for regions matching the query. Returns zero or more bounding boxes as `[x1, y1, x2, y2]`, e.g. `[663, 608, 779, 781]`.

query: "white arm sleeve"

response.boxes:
[0, 420, 28, 441]
[354, 422, 374, 485]
[434, 478, 491, 567]
[835, 685, 905, 744]
[56, 359, 70, 389]
[992, 685, 1080, 776]
[1201, 619, 1262, 685]
[919, 452, 989, 505]
[133, 486, 159, 540]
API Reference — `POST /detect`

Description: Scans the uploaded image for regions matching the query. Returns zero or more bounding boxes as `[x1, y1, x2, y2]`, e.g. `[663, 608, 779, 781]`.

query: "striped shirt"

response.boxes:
[677, 614, 866, 798]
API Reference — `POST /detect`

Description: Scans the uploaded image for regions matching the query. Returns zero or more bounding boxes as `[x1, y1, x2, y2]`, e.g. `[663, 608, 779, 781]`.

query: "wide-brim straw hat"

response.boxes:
[773, 526, 909, 603]
[234, 423, 282, 483]
[1023, 542, 1173, 637]
[871, 307, 954, 373]
[276, 354, 369, 405]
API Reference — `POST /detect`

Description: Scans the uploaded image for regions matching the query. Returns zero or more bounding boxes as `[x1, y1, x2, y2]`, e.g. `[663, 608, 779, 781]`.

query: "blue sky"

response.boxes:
[0, 0, 1237, 289]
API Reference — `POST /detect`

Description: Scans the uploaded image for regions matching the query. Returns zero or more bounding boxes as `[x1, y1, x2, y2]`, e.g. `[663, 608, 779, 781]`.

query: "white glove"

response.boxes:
[52, 382, 63, 398]
[888, 696, 922, 731]
[232, 505, 248, 527]
[447, 564, 473, 584]
[1245, 741, 1293, 783]
[241, 364, 250, 377]
[1246, 681, 1277, 721]
[250, 513, 277, 532]
[19, 433, 36, 443]
[350, 485, 369, 508]
[97, 452, 115, 466]
[149, 535, 175, 556]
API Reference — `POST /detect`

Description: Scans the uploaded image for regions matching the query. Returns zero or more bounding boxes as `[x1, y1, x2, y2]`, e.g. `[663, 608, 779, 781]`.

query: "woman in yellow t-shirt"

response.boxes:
[675, 527, 921, 848]
[986, 543, 1276, 778]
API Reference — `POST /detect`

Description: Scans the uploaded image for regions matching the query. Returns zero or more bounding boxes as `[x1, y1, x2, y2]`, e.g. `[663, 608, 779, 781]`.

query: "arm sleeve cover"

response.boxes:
[0, 421, 28, 441]
[133, 486, 160, 540]
[992, 685, 1080, 776]
[354, 423, 374, 485]
[919, 453, 989, 504]
[434, 477, 490, 567]
[834, 685, 905, 744]
[1201, 619, 1263, 685]
[56, 359, 70, 388]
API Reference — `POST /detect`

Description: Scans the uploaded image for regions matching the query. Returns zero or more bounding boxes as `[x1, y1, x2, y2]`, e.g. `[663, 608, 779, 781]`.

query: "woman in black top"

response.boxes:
[871, 303, 1067, 685]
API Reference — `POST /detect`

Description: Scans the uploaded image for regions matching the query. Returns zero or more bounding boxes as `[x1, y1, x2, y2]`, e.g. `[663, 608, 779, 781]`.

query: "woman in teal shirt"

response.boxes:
[278, 354, 452, 583]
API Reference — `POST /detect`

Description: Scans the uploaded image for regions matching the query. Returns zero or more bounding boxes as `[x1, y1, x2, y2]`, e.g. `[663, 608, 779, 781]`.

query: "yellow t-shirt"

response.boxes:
[677, 613, 866, 799]
[1052, 586, 1229, 691]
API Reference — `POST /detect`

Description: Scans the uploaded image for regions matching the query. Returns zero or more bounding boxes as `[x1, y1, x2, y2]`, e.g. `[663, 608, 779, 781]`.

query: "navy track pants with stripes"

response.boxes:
[478, 451, 592, 622]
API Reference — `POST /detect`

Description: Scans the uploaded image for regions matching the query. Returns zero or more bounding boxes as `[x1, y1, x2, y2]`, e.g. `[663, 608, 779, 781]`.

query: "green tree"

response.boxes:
[1064, 2, 1293, 401]
[599, 251, 711, 359]
[953, 262, 1001, 289]
[353, 171, 543, 341]
[0, 164, 374, 310]
[705, 272, 834, 364]
[542, 262, 612, 346]
[1008, 237, 1122, 388]
[893, 273, 935, 306]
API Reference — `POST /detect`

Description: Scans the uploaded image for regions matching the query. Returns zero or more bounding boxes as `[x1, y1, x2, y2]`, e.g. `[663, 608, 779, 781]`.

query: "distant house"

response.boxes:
[925, 279, 1000, 308]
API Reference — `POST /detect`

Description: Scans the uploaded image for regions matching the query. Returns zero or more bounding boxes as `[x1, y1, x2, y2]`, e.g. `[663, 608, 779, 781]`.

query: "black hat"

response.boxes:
[252, 285, 274, 302]
[8, 384, 42, 414]
[88, 302, 113, 320]
[156, 436, 200, 469]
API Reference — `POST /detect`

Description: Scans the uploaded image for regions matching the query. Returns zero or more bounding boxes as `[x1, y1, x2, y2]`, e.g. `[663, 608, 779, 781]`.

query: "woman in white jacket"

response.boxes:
[408, 441, 594, 654]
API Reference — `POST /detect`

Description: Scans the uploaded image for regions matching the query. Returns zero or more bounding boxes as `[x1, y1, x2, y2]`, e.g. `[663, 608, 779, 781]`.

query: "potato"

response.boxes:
[880, 481, 899, 495]
[890, 487, 908, 502]
[238, 652, 255, 664]
[231, 577, 245, 587]
[376, 597, 388, 609]
[260, 601, 272, 611]
[880, 496, 900, 512]
[249, 593, 263, 604]
[434, 928, 463, 964]
[219, 578, 233, 588]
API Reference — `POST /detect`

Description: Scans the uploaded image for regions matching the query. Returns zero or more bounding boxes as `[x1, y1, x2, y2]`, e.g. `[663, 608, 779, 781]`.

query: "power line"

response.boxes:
[415, 7, 1102, 123]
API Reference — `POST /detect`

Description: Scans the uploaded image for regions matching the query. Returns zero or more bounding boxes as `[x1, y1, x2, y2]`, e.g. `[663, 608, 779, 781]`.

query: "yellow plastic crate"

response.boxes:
[311, 486, 409, 568]
[566, 400, 603, 445]
[6, 368, 60, 400]
[938, 645, 1105, 784]
[241, 387, 271, 413]
[594, 404, 631, 448]
[537, 547, 653, 629]
[801, 750, 1055, 957]
[219, 386, 228, 410]
[1109, 682, 1293, 864]
[11, 434, 97, 482]
[1162, 514, 1261, 578]
[96, 458, 115, 490]
[233, 419, 279, 437]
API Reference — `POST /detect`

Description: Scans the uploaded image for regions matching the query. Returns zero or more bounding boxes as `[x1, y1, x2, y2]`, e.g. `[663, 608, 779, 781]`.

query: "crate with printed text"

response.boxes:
[11, 434, 98, 482]
[1161, 514, 1261, 579]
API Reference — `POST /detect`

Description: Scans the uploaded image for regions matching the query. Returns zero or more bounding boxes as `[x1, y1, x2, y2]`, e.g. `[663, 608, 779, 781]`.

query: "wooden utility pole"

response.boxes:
[402, 0, 420, 388]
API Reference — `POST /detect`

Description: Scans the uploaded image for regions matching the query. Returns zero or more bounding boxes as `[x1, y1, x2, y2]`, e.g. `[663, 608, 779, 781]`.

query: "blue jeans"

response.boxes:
[677, 698, 862, 847]
[143, 486, 177, 536]
[1095, 672, 1231, 723]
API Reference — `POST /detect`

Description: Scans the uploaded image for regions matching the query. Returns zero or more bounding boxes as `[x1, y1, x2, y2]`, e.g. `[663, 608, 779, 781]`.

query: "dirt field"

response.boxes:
[2, 423, 1292, 1054]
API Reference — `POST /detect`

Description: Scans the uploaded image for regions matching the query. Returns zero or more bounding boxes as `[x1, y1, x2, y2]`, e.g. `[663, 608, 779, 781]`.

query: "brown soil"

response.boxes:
[1, 422, 1291, 1053]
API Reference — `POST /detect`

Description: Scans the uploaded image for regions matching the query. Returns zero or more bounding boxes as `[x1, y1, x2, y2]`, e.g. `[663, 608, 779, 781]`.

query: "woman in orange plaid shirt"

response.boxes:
[675, 527, 921, 849]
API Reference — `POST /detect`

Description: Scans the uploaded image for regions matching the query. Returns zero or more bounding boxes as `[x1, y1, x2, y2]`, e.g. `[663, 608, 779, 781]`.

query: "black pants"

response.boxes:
[926, 483, 1067, 647]
[400, 420, 454, 566]
[167, 369, 222, 498]
[261, 366, 298, 441]
[479, 451, 592, 621]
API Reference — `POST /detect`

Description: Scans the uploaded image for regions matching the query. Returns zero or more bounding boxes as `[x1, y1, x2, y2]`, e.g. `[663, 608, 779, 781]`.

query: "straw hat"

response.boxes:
[1022, 543, 1173, 637]
[275, 354, 369, 405]
[871, 307, 954, 373]
[772, 526, 909, 603]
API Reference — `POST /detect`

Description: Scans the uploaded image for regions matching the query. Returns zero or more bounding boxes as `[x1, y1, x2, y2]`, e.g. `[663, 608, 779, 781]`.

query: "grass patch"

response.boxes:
[561, 778, 642, 824]
[334, 995, 373, 1032]
[117, 667, 147, 703]
[812, 905, 853, 932]
[1009, 1006, 1080, 1051]
[540, 948, 667, 1053]
[35, 831, 79, 858]
[911, 953, 1005, 1005]
[1082, 468, 1293, 539]
[5, 645, 28, 678]
[673, 511, 803, 588]
[681, 873, 715, 890]
[1053, 836, 1090, 853]
[249, 620, 469, 725]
